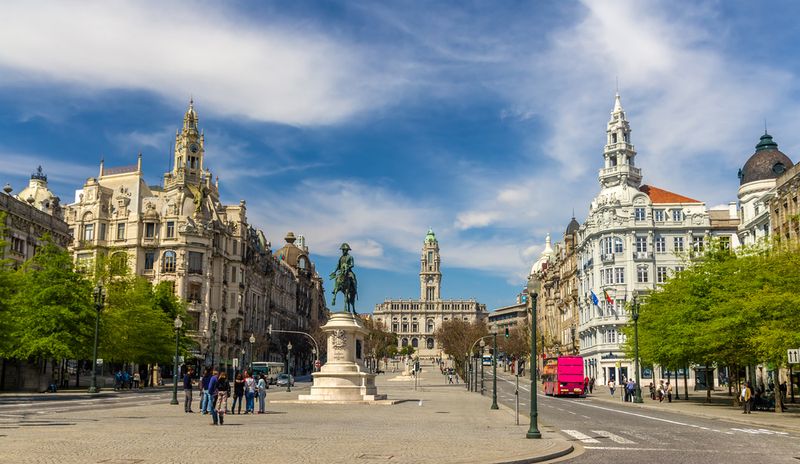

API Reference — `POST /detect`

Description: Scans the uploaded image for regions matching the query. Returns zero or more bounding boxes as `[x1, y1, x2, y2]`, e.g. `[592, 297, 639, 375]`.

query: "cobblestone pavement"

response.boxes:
[0, 364, 573, 464]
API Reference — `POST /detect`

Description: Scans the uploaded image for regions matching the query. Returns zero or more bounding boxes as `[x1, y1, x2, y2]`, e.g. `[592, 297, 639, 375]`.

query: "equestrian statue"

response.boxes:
[330, 243, 358, 314]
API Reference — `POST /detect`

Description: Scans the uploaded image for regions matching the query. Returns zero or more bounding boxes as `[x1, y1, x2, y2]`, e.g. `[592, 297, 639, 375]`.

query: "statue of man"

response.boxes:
[330, 243, 357, 311]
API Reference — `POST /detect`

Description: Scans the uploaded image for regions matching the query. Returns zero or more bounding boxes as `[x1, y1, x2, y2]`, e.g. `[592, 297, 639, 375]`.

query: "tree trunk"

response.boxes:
[706, 363, 712, 403]
[75, 360, 81, 388]
[775, 367, 784, 414]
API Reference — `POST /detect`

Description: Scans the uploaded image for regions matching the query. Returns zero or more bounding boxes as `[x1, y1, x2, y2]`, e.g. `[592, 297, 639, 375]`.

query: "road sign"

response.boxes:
[314, 360, 321, 369]
[96, 358, 103, 366]
[788, 349, 799, 364]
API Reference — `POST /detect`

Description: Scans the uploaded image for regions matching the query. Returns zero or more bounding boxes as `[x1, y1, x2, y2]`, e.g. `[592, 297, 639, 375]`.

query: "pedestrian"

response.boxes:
[741, 382, 752, 414]
[589, 377, 595, 394]
[123, 370, 131, 390]
[608, 380, 615, 397]
[779, 381, 788, 411]
[215, 372, 230, 425]
[626, 379, 636, 402]
[183, 367, 194, 413]
[657, 380, 664, 402]
[200, 369, 211, 414]
[257, 374, 267, 414]
[649, 382, 655, 400]
[666, 381, 673, 403]
[114, 370, 122, 391]
[208, 370, 219, 425]
[232, 373, 245, 414]
[244, 372, 256, 414]
[133, 371, 140, 389]
[583, 376, 590, 395]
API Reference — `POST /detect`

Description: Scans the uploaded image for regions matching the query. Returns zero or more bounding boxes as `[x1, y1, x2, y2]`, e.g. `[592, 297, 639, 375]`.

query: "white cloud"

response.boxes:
[0, 151, 95, 188]
[0, 2, 406, 126]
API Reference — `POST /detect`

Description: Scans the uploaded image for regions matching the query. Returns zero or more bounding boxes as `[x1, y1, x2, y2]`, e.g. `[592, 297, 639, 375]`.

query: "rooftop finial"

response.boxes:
[31, 165, 47, 181]
[764, 119, 768, 135]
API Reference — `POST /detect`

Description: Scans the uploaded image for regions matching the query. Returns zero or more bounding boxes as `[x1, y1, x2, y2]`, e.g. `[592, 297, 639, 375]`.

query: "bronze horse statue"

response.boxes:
[330, 243, 358, 314]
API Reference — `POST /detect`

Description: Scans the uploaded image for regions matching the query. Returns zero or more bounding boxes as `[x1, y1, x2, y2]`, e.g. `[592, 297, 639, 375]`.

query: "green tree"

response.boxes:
[434, 319, 488, 379]
[0, 212, 21, 358]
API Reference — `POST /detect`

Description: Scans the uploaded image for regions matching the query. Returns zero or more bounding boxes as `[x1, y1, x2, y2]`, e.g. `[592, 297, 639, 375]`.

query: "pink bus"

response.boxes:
[542, 356, 585, 397]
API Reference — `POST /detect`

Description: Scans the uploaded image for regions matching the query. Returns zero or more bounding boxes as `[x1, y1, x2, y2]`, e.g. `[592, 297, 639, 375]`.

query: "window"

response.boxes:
[635, 236, 647, 253]
[604, 329, 617, 344]
[673, 237, 684, 252]
[602, 268, 613, 285]
[187, 282, 202, 303]
[427, 251, 433, 262]
[614, 237, 624, 253]
[233, 240, 238, 256]
[612, 133, 618, 143]
[427, 338, 434, 349]
[145, 223, 156, 238]
[656, 266, 668, 283]
[637, 265, 649, 283]
[402, 323, 409, 332]
[117, 223, 126, 240]
[411, 338, 419, 348]
[188, 252, 203, 274]
[614, 267, 625, 284]
[654, 209, 665, 222]
[427, 320, 435, 333]
[674, 266, 685, 275]
[166, 221, 175, 238]
[672, 209, 683, 222]
[655, 236, 666, 253]
[412, 322, 418, 332]
[11, 237, 25, 254]
[99, 223, 107, 241]
[144, 251, 155, 271]
[231, 266, 237, 283]
[634, 207, 646, 221]
[692, 236, 704, 252]
[163, 251, 177, 273]
[83, 223, 95, 241]
[754, 204, 760, 215]
[392, 323, 399, 332]
[602, 238, 613, 255]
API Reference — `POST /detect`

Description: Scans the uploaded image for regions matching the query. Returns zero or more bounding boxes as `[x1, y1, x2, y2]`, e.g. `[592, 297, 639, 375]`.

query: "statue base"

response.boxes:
[298, 312, 387, 403]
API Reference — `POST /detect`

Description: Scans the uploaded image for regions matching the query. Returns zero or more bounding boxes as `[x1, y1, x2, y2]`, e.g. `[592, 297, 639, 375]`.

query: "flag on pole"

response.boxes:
[590, 290, 599, 306]
[603, 289, 614, 304]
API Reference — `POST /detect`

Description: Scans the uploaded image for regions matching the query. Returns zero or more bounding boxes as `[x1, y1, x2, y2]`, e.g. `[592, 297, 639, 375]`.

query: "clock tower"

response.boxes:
[420, 228, 441, 301]
[171, 98, 206, 186]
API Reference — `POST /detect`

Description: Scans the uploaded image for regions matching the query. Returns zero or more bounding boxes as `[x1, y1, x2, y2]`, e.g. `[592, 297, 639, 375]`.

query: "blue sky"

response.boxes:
[2, 1, 800, 312]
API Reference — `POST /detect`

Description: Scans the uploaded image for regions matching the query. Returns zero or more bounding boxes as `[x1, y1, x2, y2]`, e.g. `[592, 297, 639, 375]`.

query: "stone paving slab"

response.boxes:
[0, 365, 573, 464]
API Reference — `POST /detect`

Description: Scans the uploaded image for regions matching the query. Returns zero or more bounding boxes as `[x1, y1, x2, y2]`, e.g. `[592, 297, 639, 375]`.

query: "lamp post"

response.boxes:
[480, 339, 486, 395]
[465, 352, 470, 391]
[209, 312, 218, 369]
[526, 276, 542, 439]
[632, 291, 644, 403]
[88, 284, 105, 394]
[249, 333, 256, 373]
[240, 348, 245, 374]
[287, 342, 292, 392]
[491, 332, 499, 410]
[312, 348, 318, 372]
[171, 316, 182, 405]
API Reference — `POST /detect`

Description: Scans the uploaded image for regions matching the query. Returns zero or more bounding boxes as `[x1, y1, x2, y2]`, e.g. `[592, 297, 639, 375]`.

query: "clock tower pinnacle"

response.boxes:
[420, 228, 441, 301]
[170, 99, 205, 185]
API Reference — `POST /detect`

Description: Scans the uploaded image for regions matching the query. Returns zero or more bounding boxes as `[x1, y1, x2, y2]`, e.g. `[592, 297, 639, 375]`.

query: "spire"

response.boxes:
[183, 98, 198, 132]
[613, 92, 623, 113]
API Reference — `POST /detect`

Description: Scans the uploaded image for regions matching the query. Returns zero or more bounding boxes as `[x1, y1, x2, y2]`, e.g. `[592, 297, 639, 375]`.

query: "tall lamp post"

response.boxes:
[240, 348, 245, 374]
[632, 291, 644, 403]
[88, 284, 105, 394]
[171, 316, 182, 405]
[480, 339, 486, 395]
[491, 332, 499, 410]
[287, 342, 293, 392]
[249, 333, 256, 373]
[209, 312, 218, 369]
[465, 352, 470, 391]
[526, 276, 542, 439]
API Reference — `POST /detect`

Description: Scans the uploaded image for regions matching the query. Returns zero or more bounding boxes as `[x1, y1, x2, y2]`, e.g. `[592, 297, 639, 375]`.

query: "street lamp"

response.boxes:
[465, 351, 470, 391]
[526, 275, 542, 439]
[210, 312, 218, 369]
[312, 348, 318, 372]
[171, 316, 182, 405]
[491, 332, 499, 410]
[632, 290, 644, 403]
[240, 348, 245, 374]
[480, 339, 486, 396]
[287, 342, 293, 392]
[88, 284, 105, 394]
[249, 333, 256, 373]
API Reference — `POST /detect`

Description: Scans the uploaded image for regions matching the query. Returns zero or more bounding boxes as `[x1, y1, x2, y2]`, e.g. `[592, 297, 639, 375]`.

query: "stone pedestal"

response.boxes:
[298, 312, 386, 402]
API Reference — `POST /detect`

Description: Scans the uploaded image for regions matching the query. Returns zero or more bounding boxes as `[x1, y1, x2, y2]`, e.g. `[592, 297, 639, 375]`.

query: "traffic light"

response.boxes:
[504, 327, 509, 338]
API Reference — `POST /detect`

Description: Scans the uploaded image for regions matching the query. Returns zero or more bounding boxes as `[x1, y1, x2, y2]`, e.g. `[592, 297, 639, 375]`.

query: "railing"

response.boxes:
[633, 251, 652, 260]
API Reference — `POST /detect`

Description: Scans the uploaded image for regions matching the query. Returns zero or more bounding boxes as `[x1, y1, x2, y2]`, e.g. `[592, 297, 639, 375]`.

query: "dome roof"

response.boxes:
[739, 133, 793, 186]
[425, 228, 437, 244]
[565, 217, 580, 235]
[529, 234, 554, 275]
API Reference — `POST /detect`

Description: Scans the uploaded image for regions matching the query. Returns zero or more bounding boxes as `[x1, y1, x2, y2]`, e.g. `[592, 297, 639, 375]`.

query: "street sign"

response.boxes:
[96, 358, 103, 366]
[788, 349, 799, 364]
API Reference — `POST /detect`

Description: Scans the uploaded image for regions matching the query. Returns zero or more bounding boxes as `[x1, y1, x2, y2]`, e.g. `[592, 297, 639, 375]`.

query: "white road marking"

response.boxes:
[584, 446, 672, 451]
[561, 429, 600, 443]
[731, 428, 789, 435]
[545, 395, 693, 427]
[591, 430, 636, 444]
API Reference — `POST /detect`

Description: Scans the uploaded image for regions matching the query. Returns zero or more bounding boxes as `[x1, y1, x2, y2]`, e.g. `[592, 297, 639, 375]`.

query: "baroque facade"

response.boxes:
[373, 229, 488, 358]
[771, 161, 800, 244]
[571, 94, 714, 386]
[64, 101, 326, 372]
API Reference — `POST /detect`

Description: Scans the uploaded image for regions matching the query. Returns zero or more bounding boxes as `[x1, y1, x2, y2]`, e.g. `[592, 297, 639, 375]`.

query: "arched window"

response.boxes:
[163, 250, 177, 273]
[411, 338, 418, 348]
[426, 319, 435, 333]
[401, 338, 408, 347]
[426, 338, 434, 349]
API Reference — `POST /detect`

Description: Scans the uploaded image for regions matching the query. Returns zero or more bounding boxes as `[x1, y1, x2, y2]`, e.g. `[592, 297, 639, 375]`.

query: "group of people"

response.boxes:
[183, 368, 269, 425]
[648, 380, 673, 402]
[113, 370, 142, 390]
[582, 377, 595, 394]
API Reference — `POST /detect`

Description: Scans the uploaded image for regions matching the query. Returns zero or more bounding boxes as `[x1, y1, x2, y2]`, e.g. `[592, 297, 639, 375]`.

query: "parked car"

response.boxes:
[276, 373, 294, 387]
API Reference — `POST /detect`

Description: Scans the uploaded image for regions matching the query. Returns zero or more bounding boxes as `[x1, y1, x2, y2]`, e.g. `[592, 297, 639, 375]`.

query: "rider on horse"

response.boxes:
[330, 243, 358, 313]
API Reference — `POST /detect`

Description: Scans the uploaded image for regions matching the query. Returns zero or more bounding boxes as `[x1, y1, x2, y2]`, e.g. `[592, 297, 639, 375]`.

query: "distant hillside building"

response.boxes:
[373, 229, 488, 358]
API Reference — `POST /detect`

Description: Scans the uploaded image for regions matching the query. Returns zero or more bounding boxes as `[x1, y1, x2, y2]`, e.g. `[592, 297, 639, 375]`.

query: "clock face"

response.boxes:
[189, 143, 200, 154]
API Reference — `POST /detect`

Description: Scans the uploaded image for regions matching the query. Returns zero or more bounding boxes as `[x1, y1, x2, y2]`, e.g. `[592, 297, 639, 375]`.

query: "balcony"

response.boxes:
[633, 251, 652, 261]
[600, 253, 614, 264]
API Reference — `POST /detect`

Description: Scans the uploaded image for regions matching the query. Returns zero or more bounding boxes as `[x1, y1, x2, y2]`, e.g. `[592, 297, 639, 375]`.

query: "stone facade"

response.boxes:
[770, 162, 800, 244]
[372, 229, 488, 358]
[487, 295, 527, 336]
[63, 102, 326, 372]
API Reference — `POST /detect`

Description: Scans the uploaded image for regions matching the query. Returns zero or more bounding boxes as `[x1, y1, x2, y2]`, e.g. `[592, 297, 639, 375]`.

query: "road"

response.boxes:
[482, 370, 800, 463]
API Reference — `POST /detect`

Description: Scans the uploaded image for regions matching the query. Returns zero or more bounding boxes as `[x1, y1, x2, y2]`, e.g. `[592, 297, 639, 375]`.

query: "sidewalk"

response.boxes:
[587, 386, 800, 433]
[0, 362, 574, 464]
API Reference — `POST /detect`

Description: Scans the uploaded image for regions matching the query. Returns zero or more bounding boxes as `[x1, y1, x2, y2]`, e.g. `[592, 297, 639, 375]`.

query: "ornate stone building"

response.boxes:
[372, 229, 488, 358]
[573, 94, 713, 386]
[64, 101, 326, 372]
[771, 161, 800, 244]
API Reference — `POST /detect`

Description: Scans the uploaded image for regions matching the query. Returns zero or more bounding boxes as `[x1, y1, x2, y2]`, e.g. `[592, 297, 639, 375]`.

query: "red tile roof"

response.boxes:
[639, 185, 701, 204]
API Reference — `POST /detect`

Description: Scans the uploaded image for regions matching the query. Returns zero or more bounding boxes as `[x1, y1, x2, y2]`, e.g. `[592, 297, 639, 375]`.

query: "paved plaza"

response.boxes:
[0, 364, 573, 464]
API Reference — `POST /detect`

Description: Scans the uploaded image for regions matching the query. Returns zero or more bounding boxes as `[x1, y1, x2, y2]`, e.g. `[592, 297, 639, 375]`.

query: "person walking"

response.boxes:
[257, 374, 267, 414]
[648, 382, 655, 400]
[183, 367, 195, 413]
[741, 382, 753, 414]
[666, 381, 673, 403]
[200, 369, 212, 415]
[589, 377, 595, 394]
[626, 379, 635, 402]
[208, 370, 219, 425]
[608, 380, 615, 397]
[657, 380, 665, 402]
[133, 371, 140, 389]
[244, 372, 256, 414]
[231, 373, 245, 414]
[215, 372, 230, 425]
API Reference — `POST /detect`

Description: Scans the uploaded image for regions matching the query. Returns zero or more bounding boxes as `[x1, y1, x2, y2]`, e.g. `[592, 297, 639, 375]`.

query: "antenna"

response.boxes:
[764, 119, 768, 135]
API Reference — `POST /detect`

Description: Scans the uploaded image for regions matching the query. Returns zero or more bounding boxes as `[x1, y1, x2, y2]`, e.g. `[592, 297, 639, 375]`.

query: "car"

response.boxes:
[276, 373, 294, 387]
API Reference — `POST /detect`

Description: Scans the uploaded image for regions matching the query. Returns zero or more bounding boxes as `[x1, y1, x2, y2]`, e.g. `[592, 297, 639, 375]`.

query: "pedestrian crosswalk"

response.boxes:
[560, 426, 791, 447]
[561, 429, 633, 444]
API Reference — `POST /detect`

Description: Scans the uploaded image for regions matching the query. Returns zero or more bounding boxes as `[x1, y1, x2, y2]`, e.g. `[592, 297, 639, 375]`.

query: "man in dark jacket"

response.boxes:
[208, 371, 219, 425]
[183, 368, 194, 413]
